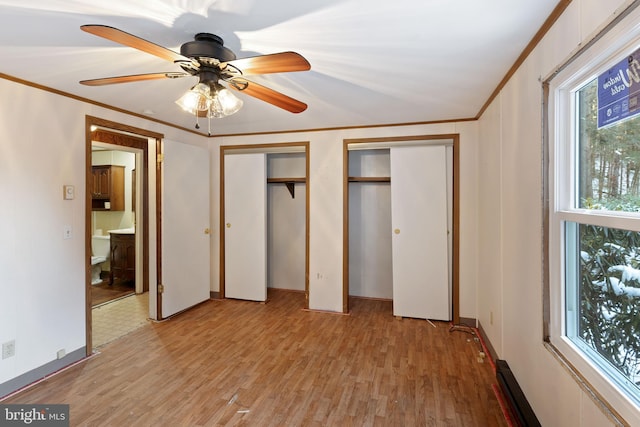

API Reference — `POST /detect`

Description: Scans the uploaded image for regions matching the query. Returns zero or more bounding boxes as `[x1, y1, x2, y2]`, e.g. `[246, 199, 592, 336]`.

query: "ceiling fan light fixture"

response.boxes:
[208, 95, 225, 119]
[211, 82, 243, 117]
[176, 81, 242, 121]
[175, 82, 211, 114]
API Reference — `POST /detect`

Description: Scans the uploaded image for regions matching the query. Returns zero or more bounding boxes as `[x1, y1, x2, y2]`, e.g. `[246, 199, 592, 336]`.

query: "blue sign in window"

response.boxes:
[597, 48, 640, 128]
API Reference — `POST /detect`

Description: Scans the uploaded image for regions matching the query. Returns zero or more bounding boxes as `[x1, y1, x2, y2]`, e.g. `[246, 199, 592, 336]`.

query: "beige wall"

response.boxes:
[477, 0, 635, 425]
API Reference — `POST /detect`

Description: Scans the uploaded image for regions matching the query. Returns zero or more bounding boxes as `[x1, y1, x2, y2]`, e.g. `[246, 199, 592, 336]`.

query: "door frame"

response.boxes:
[220, 142, 310, 308]
[85, 116, 162, 354]
[342, 134, 460, 323]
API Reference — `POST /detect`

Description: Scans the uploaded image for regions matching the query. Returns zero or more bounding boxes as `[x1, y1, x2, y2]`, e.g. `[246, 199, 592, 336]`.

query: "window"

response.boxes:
[548, 8, 640, 424]
[566, 80, 640, 404]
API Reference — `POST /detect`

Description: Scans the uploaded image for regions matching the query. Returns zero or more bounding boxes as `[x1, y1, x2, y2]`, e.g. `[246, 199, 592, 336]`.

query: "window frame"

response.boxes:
[547, 6, 640, 425]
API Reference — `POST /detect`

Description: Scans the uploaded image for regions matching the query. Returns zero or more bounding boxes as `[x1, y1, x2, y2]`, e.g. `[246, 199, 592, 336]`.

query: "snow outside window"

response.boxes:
[565, 79, 640, 406]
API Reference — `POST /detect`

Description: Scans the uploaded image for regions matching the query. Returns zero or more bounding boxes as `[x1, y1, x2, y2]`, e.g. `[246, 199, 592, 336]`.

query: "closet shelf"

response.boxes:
[267, 177, 306, 183]
[348, 176, 391, 183]
[267, 177, 306, 198]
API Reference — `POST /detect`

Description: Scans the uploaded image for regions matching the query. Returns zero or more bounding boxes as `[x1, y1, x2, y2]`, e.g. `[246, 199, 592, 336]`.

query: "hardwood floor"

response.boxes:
[3, 289, 507, 426]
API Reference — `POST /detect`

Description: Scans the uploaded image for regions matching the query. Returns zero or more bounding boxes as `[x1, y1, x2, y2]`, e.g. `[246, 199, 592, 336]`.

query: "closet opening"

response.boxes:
[220, 143, 310, 308]
[343, 135, 459, 323]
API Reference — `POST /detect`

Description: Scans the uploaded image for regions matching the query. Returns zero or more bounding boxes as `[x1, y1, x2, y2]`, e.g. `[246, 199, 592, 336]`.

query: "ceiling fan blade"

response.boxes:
[230, 78, 307, 113]
[223, 52, 310, 75]
[81, 25, 193, 65]
[80, 72, 189, 86]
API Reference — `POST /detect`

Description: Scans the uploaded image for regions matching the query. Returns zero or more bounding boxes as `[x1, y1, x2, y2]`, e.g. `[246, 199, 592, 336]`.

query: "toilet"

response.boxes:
[91, 235, 110, 285]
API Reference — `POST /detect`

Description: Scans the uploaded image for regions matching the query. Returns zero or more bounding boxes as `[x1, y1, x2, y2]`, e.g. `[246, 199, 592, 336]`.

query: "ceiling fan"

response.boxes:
[79, 25, 311, 127]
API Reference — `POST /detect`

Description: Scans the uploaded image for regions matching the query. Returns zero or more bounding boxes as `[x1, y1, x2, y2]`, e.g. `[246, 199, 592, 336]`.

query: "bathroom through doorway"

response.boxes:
[85, 117, 158, 354]
[90, 143, 140, 303]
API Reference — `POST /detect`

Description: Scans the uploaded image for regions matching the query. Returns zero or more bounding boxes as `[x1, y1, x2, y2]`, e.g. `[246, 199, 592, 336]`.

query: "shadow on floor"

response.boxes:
[91, 280, 135, 307]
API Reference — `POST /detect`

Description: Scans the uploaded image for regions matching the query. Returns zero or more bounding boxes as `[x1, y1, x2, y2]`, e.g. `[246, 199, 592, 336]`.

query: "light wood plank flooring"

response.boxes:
[4, 289, 507, 426]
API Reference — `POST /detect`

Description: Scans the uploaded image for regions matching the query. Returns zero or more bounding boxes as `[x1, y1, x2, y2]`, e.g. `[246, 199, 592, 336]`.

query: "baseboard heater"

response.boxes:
[496, 359, 541, 427]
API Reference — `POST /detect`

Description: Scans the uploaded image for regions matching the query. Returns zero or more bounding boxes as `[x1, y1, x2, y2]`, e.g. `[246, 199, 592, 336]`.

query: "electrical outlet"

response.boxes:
[63, 225, 72, 240]
[57, 349, 66, 359]
[2, 340, 15, 359]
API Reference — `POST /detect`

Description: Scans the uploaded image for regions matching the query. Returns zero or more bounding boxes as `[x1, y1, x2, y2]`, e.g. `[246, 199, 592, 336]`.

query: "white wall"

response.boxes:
[0, 83, 87, 386]
[212, 121, 479, 314]
[476, 0, 634, 426]
[0, 77, 204, 390]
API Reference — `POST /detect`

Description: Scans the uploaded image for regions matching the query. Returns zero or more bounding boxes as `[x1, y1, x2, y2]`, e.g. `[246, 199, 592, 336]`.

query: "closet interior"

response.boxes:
[346, 141, 453, 321]
[222, 146, 309, 306]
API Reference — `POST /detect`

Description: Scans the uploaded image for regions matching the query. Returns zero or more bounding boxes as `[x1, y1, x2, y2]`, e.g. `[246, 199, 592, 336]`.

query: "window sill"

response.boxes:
[545, 341, 629, 426]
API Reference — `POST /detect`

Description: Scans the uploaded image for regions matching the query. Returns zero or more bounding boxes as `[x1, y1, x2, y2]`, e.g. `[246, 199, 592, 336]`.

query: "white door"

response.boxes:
[161, 140, 211, 318]
[224, 153, 267, 301]
[390, 145, 450, 320]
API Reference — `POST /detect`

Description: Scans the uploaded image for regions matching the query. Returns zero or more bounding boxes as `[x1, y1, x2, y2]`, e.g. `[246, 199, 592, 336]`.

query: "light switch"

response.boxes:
[63, 225, 72, 240]
[63, 185, 74, 200]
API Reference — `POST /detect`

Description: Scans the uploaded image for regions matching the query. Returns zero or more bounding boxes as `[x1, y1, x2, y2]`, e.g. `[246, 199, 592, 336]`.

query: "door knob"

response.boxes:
[226, 223, 231, 228]
[204, 228, 210, 234]
[394, 228, 400, 234]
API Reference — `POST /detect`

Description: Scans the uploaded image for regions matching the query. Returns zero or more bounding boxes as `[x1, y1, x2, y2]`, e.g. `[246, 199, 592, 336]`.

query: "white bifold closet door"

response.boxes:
[224, 152, 267, 301]
[390, 145, 450, 321]
[161, 140, 211, 318]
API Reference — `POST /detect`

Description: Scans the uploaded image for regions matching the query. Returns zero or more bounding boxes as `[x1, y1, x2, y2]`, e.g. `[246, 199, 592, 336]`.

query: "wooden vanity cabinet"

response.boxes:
[110, 232, 135, 286]
[91, 165, 125, 211]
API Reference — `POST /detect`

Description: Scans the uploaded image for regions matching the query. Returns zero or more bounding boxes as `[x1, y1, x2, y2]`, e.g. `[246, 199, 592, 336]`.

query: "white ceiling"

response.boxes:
[0, 0, 560, 136]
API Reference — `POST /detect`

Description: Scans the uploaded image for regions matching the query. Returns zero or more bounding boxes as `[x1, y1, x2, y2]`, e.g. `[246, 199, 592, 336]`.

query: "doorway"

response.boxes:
[90, 143, 144, 347]
[90, 145, 137, 302]
[85, 116, 161, 354]
[343, 135, 460, 322]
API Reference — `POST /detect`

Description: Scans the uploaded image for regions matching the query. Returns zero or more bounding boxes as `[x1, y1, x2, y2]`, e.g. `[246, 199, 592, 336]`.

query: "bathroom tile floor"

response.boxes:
[92, 292, 149, 349]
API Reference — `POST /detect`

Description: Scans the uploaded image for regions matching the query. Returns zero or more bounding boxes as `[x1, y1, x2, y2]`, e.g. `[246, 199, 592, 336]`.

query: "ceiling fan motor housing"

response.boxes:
[180, 33, 236, 62]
